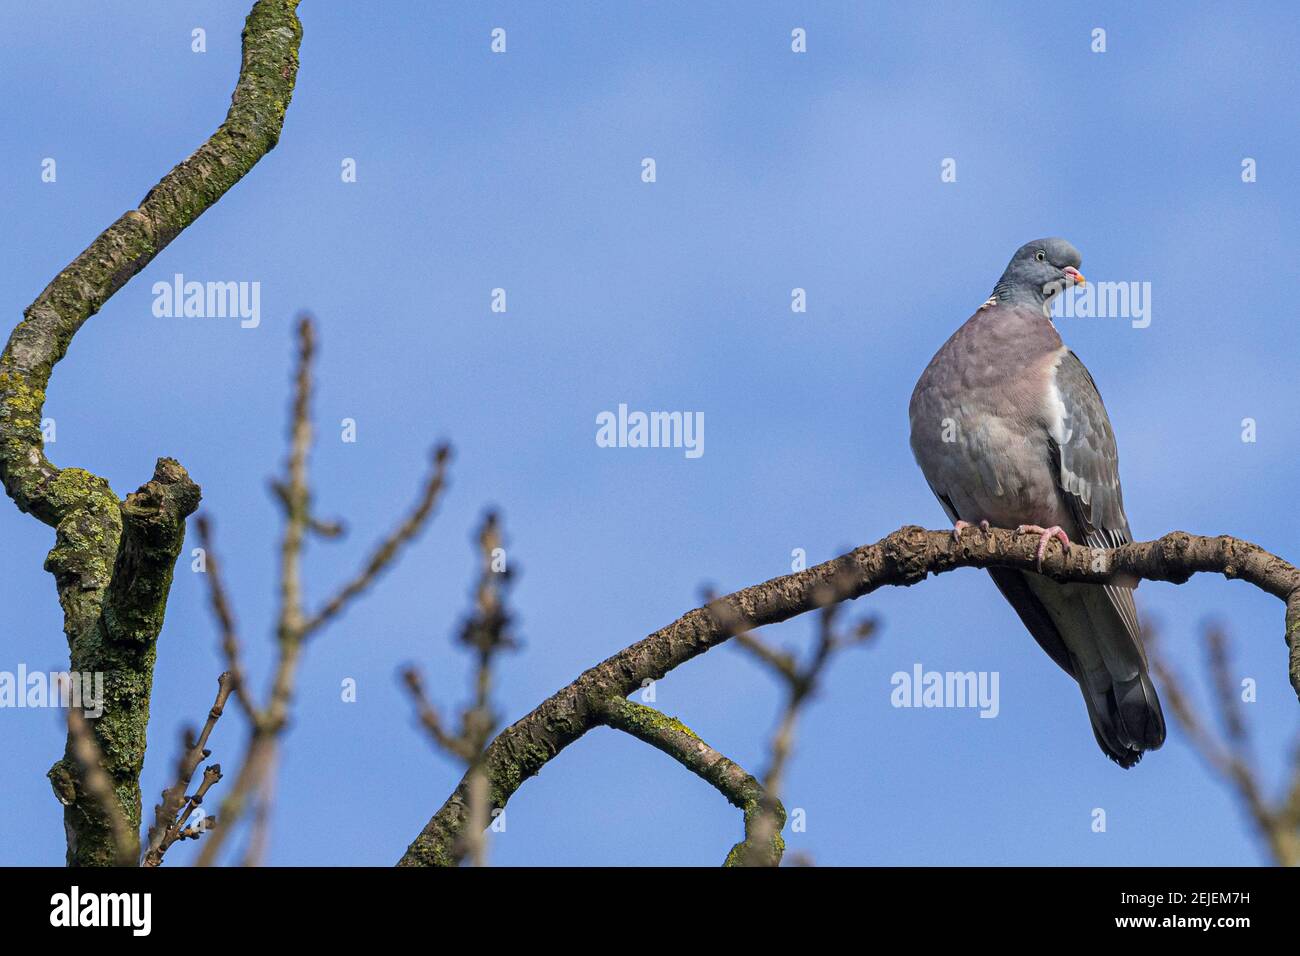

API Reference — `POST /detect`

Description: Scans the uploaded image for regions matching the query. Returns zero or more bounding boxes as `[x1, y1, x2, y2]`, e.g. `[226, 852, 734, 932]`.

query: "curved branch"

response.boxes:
[597, 697, 784, 867]
[398, 525, 1300, 866]
[0, 0, 302, 524]
[1, 0, 303, 866]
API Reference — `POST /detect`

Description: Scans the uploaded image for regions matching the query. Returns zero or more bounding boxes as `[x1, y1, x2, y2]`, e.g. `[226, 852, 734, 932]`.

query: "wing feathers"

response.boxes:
[1043, 351, 1166, 764]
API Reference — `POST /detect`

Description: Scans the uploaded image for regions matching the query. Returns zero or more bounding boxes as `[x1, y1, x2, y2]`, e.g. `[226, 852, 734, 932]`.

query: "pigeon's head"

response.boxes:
[993, 238, 1085, 306]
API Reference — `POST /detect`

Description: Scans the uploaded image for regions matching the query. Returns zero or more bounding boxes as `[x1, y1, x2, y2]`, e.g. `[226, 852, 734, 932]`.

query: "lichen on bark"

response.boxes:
[0, 0, 303, 865]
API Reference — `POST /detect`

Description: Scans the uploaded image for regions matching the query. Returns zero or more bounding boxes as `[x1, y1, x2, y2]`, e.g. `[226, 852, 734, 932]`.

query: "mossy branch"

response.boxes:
[0, 0, 302, 526]
[0, 0, 303, 866]
[597, 697, 784, 867]
[398, 526, 1300, 866]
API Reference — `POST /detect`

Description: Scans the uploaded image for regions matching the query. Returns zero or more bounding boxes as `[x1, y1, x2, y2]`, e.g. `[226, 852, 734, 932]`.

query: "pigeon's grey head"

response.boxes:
[992, 237, 1085, 306]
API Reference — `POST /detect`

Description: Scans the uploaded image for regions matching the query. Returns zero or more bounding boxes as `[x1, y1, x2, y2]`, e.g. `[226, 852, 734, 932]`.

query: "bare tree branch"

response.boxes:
[400, 511, 518, 866]
[195, 318, 450, 866]
[1149, 624, 1300, 866]
[194, 517, 257, 719]
[238, 752, 279, 868]
[302, 444, 451, 639]
[705, 591, 875, 866]
[1206, 626, 1250, 746]
[402, 669, 476, 762]
[0, 0, 302, 866]
[596, 696, 785, 867]
[142, 673, 235, 866]
[399, 525, 1300, 866]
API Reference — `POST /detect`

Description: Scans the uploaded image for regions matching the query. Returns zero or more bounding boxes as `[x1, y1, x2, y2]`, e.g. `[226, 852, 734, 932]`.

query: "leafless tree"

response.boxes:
[3, 0, 1298, 867]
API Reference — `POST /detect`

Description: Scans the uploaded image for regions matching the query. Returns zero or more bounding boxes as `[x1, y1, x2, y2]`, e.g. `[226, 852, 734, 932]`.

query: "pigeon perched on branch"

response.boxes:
[909, 238, 1165, 767]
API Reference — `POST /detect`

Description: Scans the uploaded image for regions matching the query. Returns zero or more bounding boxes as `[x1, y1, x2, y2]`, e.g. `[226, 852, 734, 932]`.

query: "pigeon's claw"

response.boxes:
[951, 519, 991, 542]
[1015, 524, 1071, 571]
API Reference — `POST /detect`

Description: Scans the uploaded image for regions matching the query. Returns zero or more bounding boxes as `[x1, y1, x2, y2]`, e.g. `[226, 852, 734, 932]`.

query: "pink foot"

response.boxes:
[951, 519, 991, 542]
[1016, 524, 1071, 570]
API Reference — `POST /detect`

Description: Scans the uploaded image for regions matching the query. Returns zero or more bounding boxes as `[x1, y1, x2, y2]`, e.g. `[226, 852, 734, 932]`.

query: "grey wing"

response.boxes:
[1050, 350, 1142, 648]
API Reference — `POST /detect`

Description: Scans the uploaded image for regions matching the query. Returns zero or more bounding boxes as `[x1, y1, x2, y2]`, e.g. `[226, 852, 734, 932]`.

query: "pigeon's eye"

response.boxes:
[1035, 250, 1046, 262]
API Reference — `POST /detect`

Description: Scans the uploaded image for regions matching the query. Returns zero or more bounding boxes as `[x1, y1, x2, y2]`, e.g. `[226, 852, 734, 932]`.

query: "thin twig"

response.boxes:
[196, 319, 453, 865]
[1206, 625, 1249, 747]
[400, 511, 518, 866]
[302, 444, 452, 639]
[141, 672, 234, 866]
[401, 668, 475, 761]
[195, 517, 256, 719]
[1148, 625, 1298, 866]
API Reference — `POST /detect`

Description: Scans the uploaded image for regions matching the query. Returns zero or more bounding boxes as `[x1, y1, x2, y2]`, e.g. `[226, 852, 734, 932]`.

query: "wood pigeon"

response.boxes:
[909, 238, 1165, 767]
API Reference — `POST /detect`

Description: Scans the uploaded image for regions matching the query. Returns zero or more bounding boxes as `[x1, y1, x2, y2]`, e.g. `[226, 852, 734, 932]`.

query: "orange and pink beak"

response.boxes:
[1063, 266, 1086, 286]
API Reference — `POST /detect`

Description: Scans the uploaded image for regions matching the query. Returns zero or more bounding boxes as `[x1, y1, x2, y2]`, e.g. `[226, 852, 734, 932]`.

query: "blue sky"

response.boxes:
[1, 1, 1298, 865]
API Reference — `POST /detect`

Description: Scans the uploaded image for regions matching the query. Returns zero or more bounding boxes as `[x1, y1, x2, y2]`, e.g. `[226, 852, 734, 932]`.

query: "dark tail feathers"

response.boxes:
[1079, 668, 1166, 769]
